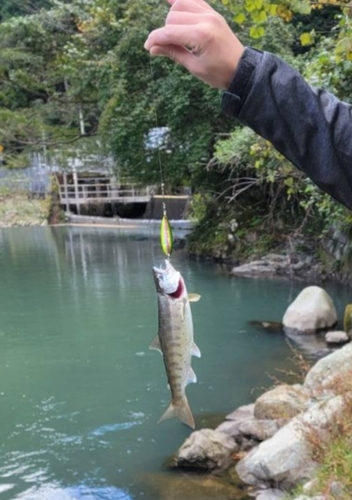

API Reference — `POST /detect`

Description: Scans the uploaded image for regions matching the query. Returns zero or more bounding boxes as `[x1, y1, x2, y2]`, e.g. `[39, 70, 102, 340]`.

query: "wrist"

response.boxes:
[221, 47, 263, 115]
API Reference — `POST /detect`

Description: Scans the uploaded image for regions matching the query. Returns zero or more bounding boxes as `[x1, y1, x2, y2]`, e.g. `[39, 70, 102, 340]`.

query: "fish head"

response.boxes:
[152, 259, 184, 297]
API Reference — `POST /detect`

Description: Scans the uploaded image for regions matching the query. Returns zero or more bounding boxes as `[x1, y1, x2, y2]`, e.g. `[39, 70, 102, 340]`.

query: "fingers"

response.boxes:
[165, 11, 205, 26]
[168, 0, 212, 13]
[149, 43, 206, 81]
[145, 25, 199, 51]
[149, 44, 194, 68]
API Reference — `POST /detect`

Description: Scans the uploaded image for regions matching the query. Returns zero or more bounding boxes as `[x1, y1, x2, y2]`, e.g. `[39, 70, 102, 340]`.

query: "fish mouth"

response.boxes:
[153, 259, 181, 295]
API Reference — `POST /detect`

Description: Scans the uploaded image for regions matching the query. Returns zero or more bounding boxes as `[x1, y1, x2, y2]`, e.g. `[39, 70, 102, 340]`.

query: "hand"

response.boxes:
[144, 0, 244, 89]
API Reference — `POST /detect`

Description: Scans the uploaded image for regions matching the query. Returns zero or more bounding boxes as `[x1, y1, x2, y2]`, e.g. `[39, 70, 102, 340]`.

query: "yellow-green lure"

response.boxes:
[160, 214, 173, 257]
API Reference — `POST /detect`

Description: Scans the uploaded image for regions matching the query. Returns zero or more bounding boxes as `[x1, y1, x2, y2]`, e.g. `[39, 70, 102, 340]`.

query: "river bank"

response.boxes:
[0, 194, 349, 286]
[0, 194, 50, 227]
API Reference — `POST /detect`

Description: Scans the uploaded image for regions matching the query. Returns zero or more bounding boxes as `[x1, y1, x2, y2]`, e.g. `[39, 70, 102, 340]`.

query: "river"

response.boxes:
[0, 226, 349, 500]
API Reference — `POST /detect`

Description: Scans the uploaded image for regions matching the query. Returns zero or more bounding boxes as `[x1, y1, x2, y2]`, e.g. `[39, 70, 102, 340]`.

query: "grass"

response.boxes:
[0, 192, 50, 226]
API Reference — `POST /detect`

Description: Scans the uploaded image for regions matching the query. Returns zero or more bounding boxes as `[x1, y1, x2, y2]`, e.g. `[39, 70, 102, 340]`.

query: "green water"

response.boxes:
[0, 226, 349, 500]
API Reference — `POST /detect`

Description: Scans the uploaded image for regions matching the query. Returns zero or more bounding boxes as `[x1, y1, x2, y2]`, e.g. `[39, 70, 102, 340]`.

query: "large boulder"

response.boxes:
[304, 342, 352, 396]
[254, 384, 310, 420]
[283, 286, 337, 334]
[176, 429, 238, 470]
[236, 396, 344, 488]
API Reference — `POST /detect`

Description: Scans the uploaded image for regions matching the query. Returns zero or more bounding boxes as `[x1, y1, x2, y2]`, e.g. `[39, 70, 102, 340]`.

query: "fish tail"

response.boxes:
[158, 396, 195, 429]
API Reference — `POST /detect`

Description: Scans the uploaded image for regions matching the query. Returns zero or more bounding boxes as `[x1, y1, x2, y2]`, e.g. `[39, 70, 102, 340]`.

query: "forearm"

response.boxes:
[222, 47, 352, 210]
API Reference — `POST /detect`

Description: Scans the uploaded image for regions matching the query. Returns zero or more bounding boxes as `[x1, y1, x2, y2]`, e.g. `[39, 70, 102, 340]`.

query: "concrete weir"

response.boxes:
[65, 214, 196, 240]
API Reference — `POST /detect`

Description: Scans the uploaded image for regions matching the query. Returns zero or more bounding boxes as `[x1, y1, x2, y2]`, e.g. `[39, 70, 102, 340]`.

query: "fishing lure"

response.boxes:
[160, 213, 173, 258]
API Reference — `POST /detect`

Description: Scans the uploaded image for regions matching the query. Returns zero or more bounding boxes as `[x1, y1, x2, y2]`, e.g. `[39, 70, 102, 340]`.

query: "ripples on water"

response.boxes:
[0, 226, 350, 500]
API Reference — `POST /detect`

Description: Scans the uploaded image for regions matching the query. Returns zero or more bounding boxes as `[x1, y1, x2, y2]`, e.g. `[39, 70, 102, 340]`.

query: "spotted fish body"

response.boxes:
[151, 260, 201, 429]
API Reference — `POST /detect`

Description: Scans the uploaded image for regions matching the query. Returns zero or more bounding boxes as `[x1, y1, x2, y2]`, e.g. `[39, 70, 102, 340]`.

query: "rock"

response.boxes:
[226, 404, 255, 421]
[284, 329, 332, 362]
[329, 481, 345, 498]
[216, 417, 287, 449]
[302, 478, 319, 494]
[254, 384, 310, 420]
[231, 260, 277, 278]
[293, 497, 324, 500]
[325, 330, 350, 346]
[236, 396, 344, 488]
[176, 429, 238, 471]
[218, 404, 283, 450]
[255, 489, 286, 500]
[283, 286, 337, 334]
[304, 342, 352, 396]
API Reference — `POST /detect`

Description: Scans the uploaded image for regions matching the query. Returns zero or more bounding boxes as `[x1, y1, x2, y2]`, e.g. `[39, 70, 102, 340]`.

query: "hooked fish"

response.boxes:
[150, 259, 201, 429]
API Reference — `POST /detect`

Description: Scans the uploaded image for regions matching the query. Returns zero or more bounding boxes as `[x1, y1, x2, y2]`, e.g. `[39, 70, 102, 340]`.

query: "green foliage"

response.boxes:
[0, 1, 106, 163]
[222, 0, 352, 61]
[85, 0, 232, 186]
[0, 0, 52, 21]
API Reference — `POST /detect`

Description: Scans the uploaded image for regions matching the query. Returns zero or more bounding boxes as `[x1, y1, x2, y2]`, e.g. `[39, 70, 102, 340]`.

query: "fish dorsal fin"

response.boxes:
[149, 335, 162, 354]
[191, 342, 201, 358]
[186, 366, 197, 386]
[188, 293, 201, 302]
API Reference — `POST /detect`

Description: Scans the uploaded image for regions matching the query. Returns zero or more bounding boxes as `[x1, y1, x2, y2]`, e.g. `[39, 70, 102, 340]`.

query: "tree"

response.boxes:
[0, 1, 102, 165]
[0, 0, 53, 21]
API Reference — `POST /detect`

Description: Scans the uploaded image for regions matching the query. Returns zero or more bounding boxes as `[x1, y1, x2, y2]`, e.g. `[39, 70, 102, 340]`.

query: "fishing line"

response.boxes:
[149, 57, 173, 259]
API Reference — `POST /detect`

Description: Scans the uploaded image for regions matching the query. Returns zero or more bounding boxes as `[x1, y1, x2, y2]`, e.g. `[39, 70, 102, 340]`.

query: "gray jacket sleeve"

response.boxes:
[221, 47, 352, 210]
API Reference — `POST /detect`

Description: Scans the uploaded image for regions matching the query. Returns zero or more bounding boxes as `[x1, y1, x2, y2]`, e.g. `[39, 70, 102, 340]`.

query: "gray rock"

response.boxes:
[176, 428, 238, 470]
[217, 417, 281, 448]
[231, 260, 277, 278]
[302, 478, 319, 494]
[325, 330, 350, 346]
[283, 286, 337, 334]
[237, 418, 281, 441]
[329, 480, 345, 498]
[226, 403, 255, 421]
[254, 384, 310, 420]
[293, 497, 324, 500]
[236, 396, 344, 488]
[304, 342, 352, 396]
[256, 489, 286, 500]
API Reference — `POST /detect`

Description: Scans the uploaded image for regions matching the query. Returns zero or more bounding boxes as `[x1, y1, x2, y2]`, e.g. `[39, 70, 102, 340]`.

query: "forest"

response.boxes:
[1, 0, 352, 266]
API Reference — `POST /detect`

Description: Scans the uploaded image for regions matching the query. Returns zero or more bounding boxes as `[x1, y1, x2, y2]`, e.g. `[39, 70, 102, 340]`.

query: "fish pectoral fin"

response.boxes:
[188, 293, 201, 302]
[186, 366, 197, 385]
[149, 335, 162, 354]
[191, 342, 201, 358]
[158, 397, 195, 429]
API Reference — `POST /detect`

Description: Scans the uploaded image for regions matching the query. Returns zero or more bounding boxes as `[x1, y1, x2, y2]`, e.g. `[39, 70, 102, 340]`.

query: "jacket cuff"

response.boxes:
[221, 47, 264, 117]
